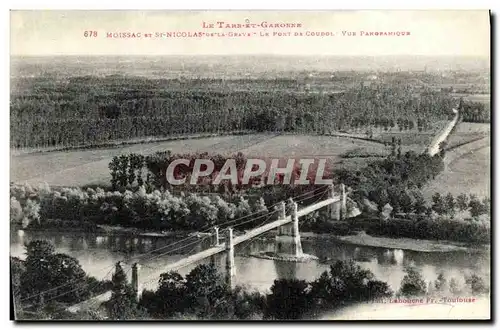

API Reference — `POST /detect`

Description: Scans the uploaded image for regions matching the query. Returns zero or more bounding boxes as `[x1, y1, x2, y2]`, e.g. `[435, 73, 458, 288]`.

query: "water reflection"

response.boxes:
[394, 249, 404, 265]
[274, 260, 298, 280]
[10, 230, 490, 293]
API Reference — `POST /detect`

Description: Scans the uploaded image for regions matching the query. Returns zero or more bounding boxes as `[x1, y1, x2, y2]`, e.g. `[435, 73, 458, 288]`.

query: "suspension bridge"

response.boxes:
[52, 184, 347, 313]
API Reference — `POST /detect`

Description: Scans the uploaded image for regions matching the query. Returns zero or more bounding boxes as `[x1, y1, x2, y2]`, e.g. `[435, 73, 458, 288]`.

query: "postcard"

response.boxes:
[10, 10, 491, 321]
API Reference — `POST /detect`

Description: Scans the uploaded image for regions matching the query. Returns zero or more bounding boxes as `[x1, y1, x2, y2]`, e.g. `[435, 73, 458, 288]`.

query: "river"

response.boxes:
[10, 229, 490, 294]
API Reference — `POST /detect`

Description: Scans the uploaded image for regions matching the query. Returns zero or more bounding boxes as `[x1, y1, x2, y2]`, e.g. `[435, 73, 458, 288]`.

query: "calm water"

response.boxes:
[10, 230, 490, 294]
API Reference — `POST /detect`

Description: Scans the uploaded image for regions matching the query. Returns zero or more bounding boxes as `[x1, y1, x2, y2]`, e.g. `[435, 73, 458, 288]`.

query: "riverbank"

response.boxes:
[331, 231, 488, 253]
[14, 225, 489, 254]
[249, 231, 488, 253]
[14, 223, 193, 239]
[250, 251, 319, 262]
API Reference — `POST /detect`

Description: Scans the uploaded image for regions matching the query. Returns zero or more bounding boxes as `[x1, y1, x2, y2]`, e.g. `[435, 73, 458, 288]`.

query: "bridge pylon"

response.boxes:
[340, 183, 347, 220]
[210, 226, 220, 265]
[131, 262, 141, 301]
[328, 184, 335, 218]
[225, 227, 236, 289]
[275, 201, 303, 257]
[212, 226, 220, 246]
[331, 183, 347, 221]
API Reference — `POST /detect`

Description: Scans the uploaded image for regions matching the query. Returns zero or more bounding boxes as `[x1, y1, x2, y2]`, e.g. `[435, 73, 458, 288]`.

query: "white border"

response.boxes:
[2, 1, 497, 329]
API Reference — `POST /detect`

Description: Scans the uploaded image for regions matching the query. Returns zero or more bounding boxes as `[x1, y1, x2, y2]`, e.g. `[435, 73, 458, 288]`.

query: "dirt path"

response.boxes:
[427, 108, 460, 156]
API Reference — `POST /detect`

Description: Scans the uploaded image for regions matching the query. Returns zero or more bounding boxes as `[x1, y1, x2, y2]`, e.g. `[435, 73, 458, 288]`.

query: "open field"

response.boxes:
[11, 119, 489, 199]
[451, 93, 491, 105]
[11, 134, 389, 187]
[346, 119, 450, 153]
[446, 122, 490, 148]
[422, 136, 490, 200]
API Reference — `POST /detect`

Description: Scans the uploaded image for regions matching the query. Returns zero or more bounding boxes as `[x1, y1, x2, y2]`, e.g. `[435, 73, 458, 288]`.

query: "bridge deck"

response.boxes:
[67, 196, 339, 313]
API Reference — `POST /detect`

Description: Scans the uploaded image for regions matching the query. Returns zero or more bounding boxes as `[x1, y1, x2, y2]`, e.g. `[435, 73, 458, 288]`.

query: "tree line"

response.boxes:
[460, 100, 490, 123]
[11, 75, 458, 148]
[108, 151, 327, 193]
[430, 192, 490, 218]
[335, 150, 445, 207]
[10, 183, 271, 232]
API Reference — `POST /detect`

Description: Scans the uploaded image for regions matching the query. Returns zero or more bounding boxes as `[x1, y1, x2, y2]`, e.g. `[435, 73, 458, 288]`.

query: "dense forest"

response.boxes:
[10, 75, 466, 148]
[460, 100, 491, 123]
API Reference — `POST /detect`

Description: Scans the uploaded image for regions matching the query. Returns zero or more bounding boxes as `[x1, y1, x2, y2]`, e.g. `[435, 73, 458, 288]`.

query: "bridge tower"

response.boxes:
[330, 183, 347, 221]
[275, 201, 303, 257]
[328, 184, 335, 218]
[339, 183, 347, 220]
[131, 262, 141, 301]
[210, 226, 220, 265]
[225, 227, 236, 289]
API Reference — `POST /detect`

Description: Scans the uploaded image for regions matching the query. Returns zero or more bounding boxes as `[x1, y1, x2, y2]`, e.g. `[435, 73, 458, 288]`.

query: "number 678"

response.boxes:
[84, 31, 97, 37]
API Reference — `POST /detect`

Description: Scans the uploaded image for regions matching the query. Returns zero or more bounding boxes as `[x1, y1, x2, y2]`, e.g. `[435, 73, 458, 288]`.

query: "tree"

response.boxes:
[431, 193, 445, 215]
[11, 257, 26, 315]
[371, 189, 389, 212]
[10, 197, 23, 224]
[117, 155, 130, 188]
[465, 274, 489, 295]
[23, 199, 41, 227]
[252, 197, 268, 215]
[399, 191, 414, 214]
[265, 278, 312, 320]
[21, 240, 55, 306]
[109, 157, 120, 190]
[21, 240, 88, 307]
[434, 272, 447, 292]
[481, 197, 490, 215]
[388, 188, 401, 214]
[449, 277, 461, 295]
[231, 286, 265, 320]
[469, 195, 488, 217]
[46, 254, 88, 303]
[445, 193, 456, 217]
[127, 154, 138, 186]
[456, 193, 469, 211]
[412, 191, 427, 215]
[390, 142, 397, 158]
[139, 271, 187, 318]
[139, 267, 266, 320]
[235, 196, 252, 219]
[398, 267, 427, 297]
[309, 260, 390, 310]
[183, 263, 229, 318]
[105, 262, 143, 320]
[366, 280, 393, 300]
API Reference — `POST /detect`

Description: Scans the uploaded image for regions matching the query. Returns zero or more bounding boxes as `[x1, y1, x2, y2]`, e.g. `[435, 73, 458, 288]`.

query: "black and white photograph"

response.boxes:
[8, 10, 491, 321]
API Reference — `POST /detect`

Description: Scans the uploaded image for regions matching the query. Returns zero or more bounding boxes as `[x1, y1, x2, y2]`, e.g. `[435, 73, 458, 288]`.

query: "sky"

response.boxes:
[10, 10, 491, 57]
